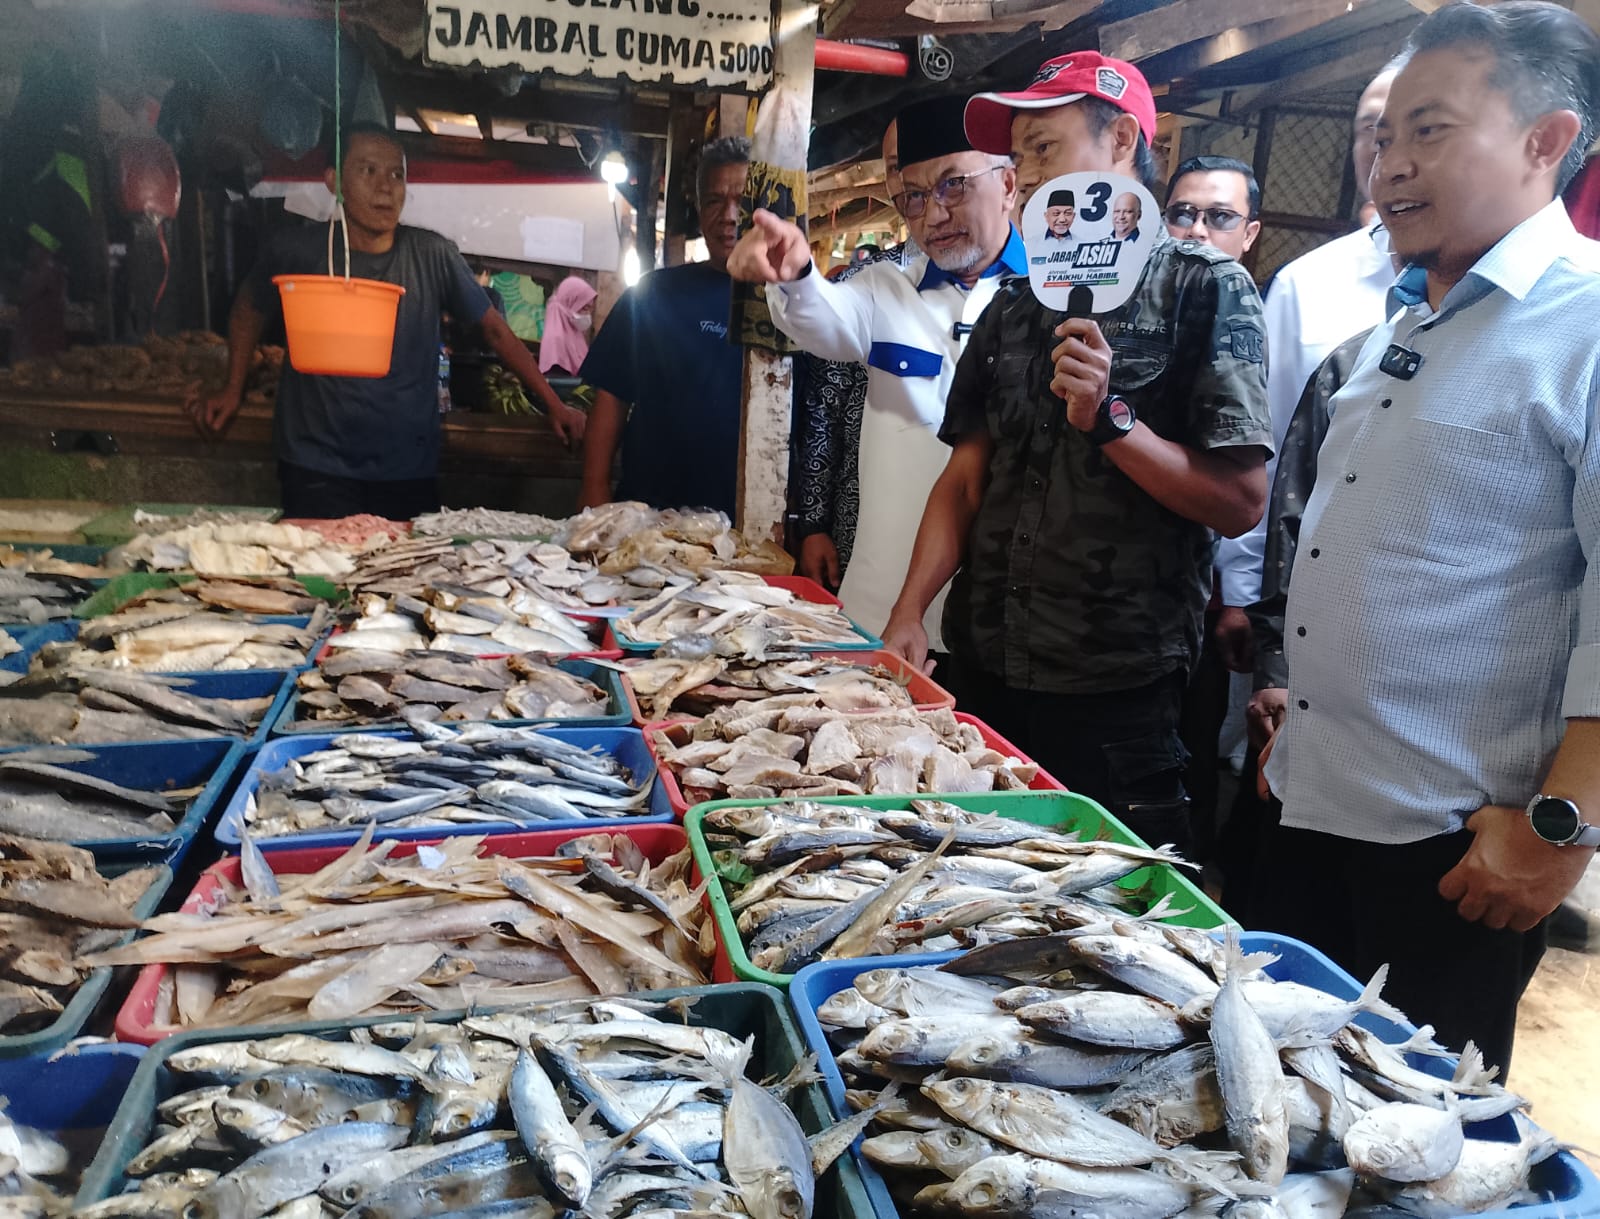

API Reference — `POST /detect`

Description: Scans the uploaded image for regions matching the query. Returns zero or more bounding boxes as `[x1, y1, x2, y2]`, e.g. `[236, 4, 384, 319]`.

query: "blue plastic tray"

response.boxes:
[789, 934, 1600, 1219]
[213, 724, 675, 852]
[268, 657, 630, 736]
[0, 619, 75, 673]
[0, 1046, 145, 1185]
[0, 861, 172, 1059]
[0, 737, 245, 866]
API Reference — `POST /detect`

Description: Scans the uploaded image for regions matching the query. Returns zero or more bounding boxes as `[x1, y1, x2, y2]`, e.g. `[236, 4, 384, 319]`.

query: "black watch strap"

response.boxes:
[1087, 395, 1136, 446]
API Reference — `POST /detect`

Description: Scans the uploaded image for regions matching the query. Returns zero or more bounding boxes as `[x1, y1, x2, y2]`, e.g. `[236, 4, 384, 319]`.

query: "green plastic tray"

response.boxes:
[0, 858, 172, 1060]
[687, 790, 1234, 990]
[75, 572, 344, 619]
[77, 982, 876, 1219]
[79, 504, 280, 546]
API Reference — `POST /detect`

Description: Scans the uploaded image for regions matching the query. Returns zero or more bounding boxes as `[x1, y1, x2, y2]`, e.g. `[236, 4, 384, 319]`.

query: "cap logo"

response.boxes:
[1032, 59, 1071, 85]
[1095, 66, 1128, 99]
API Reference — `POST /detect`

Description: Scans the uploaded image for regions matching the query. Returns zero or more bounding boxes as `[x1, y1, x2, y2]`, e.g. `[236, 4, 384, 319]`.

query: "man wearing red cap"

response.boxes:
[882, 54, 1273, 854]
[727, 95, 1025, 667]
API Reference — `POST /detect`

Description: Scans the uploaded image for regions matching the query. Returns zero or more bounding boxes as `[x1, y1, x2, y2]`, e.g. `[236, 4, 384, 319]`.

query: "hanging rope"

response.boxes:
[326, 0, 351, 281]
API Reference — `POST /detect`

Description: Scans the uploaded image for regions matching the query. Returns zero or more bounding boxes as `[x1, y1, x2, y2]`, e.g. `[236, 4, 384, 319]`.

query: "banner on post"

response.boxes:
[426, 0, 775, 90]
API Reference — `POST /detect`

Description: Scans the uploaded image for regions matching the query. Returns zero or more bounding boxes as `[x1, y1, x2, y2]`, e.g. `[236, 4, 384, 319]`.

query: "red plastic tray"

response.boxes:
[619, 648, 956, 727]
[113, 824, 688, 1046]
[644, 710, 1067, 816]
[313, 623, 622, 665]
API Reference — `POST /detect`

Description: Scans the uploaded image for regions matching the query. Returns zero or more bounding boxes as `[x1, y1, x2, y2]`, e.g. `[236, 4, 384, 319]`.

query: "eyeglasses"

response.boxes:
[893, 166, 1005, 220]
[1163, 203, 1247, 232]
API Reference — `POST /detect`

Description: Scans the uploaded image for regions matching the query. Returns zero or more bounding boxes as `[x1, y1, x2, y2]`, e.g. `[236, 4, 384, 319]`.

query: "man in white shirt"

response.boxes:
[1257, 0, 1600, 1071]
[726, 95, 1024, 657]
[1216, 63, 1404, 676]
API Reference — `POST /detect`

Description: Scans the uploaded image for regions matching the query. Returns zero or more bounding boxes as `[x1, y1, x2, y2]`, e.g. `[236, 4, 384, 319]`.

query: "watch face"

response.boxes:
[1531, 798, 1580, 844]
[1107, 397, 1134, 429]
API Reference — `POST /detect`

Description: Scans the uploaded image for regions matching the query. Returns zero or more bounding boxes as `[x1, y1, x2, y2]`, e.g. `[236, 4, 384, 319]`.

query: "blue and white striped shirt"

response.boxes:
[1265, 201, 1600, 843]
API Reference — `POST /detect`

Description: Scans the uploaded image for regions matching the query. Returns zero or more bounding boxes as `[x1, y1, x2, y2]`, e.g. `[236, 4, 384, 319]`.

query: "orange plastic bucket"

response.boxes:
[273, 274, 406, 378]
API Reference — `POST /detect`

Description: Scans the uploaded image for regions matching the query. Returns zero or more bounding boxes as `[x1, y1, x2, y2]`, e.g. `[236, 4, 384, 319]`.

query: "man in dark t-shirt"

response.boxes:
[190, 124, 583, 519]
[577, 137, 749, 518]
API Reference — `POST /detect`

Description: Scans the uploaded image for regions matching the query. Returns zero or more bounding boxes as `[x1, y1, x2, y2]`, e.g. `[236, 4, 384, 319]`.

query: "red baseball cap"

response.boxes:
[965, 52, 1158, 155]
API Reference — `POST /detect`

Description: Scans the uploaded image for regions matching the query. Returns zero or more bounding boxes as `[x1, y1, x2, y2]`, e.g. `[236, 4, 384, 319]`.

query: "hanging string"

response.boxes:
[326, 0, 351, 280]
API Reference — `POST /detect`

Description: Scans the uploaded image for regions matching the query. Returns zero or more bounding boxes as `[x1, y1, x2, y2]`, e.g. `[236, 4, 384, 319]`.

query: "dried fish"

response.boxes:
[0, 568, 95, 625]
[617, 572, 861, 654]
[623, 655, 920, 723]
[0, 668, 274, 746]
[704, 798, 1191, 972]
[243, 720, 655, 840]
[0, 832, 162, 1033]
[412, 507, 560, 538]
[0, 759, 187, 842]
[86, 832, 709, 1027]
[115, 521, 361, 579]
[92, 996, 848, 1219]
[652, 707, 1040, 803]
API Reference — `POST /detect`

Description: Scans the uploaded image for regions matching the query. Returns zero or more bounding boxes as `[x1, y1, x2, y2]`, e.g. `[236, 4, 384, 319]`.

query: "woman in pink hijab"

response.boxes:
[539, 276, 598, 377]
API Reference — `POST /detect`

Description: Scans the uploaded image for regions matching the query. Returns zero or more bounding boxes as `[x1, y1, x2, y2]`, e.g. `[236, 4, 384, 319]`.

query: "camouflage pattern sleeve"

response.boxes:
[937, 285, 1009, 446]
[1188, 257, 1272, 454]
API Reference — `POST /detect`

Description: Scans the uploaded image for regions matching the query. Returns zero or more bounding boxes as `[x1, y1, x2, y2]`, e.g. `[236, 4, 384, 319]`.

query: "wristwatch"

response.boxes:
[1086, 394, 1136, 446]
[1525, 794, 1600, 847]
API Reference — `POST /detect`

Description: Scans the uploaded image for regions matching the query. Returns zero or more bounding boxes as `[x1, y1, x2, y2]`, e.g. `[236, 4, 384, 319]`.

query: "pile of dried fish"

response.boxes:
[329, 582, 598, 657]
[0, 833, 163, 1034]
[32, 586, 331, 674]
[79, 995, 856, 1219]
[242, 721, 656, 839]
[0, 669, 279, 745]
[283, 514, 410, 546]
[89, 829, 710, 1026]
[651, 707, 1038, 802]
[704, 798, 1192, 973]
[0, 1102, 81, 1217]
[346, 535, 623, 610]
[0, 758, 193, 843]
[0, 628, 20, 660]
[0, 568, 96, 625]
[823, 929, 1551, 1219]
[625, 655, 919, 723]
[413, 507, 561, 538]
[115, 521, 363, 579]
[0, 544, 116, 579]
[558, 502, 793, 576]
[618, 571, 864, 653]
[291, 649, 608, 728]
[129, 507, 279, 533]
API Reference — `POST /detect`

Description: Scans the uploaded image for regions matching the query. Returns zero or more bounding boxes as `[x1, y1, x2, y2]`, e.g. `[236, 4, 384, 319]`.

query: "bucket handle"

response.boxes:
[326, 202, 353, 283]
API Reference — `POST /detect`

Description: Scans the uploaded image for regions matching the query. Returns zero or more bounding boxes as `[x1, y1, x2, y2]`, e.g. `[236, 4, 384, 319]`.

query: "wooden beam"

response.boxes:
[1142, 3, 1366, 82]
[389, 78, 672, 138]
[407, 107, 436, 136]
[807, 184, 892, 214]
[736, 0, 817, 541]
[1101, 0, 1338, 62]
[662, 94, 697, 267]
[810, 159, 887, 193]
[1210, 21, 1414, 113]
[900, 0, 1101, 32]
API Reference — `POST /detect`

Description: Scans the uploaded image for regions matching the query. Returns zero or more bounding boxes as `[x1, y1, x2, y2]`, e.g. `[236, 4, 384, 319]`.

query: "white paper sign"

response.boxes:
[426, 0, 774, 90]
[520, 215, 585, 264]
[1021, 172, 1159, 314]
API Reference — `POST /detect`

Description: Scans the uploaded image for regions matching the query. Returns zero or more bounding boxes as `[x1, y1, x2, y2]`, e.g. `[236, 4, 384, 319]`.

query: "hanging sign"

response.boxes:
[426, 0, 774, 90]
[1021, 172, 1159, 314]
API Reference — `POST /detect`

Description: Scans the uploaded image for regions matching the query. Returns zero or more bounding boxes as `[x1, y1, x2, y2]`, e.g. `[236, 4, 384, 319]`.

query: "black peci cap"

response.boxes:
[1048, 189, 1076, 208]
[895, 95, 978, 170]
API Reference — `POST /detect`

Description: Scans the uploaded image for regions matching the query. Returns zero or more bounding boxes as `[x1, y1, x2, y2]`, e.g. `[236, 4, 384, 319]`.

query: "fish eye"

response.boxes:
[971, 1185, 995, 1205]
[250, 1080, 270, 1097]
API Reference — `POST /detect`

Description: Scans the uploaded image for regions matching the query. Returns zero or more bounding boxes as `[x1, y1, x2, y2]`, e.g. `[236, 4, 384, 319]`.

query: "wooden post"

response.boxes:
[662, 94, 696, 267]
[735, 0, 817, 542]
[633, 140, 662, 273]
[1245, 108, 1276, 278]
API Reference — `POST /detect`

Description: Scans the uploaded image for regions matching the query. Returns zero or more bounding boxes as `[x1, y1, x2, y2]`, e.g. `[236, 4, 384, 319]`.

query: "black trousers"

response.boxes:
[278, 462, 441, 521]
[942, 657, 1193, 858]
[1178, 606, 1231, 863]
[1252, 821, 1546, 1076]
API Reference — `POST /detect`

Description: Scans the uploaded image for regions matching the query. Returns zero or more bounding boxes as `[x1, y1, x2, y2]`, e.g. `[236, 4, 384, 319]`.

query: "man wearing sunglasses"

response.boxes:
[880, 52, 1272, 856]
[1163, 156, 1262, 263]
[727, 94, 1024, 670]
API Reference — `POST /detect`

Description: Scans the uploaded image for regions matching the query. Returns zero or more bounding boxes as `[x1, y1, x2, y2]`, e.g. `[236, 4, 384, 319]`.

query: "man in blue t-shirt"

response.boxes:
[577, 137, 749, 518]
[189, 124, 583, 519]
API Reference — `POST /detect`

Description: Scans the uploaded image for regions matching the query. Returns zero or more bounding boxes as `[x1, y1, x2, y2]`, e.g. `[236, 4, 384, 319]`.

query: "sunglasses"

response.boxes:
[1163, 203, 1248, 232]
[893, 166, 1005, 220]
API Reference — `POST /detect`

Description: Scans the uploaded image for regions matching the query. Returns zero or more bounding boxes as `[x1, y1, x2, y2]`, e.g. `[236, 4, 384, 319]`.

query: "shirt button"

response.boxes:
[1009, 584, 1020, 595]
[986, 355, 995, 364]
[1380, 398, 1392, 409]
[1296, 626, 1306, 637]
[1298, 699, 1309, 710]
[899, 361, 909, 371]
[1344, 473, 1357, 483]
[1310, 548, 1321, 558]
[1019, 532, 1030, 544]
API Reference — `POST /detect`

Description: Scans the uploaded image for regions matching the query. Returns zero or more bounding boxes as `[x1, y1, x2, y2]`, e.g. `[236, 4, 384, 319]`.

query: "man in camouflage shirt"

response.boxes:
[882, 53, 1272, 853]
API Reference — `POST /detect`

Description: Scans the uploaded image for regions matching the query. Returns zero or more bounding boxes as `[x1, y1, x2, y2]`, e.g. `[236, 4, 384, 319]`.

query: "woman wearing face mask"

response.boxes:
[539, 276, 598, 377]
